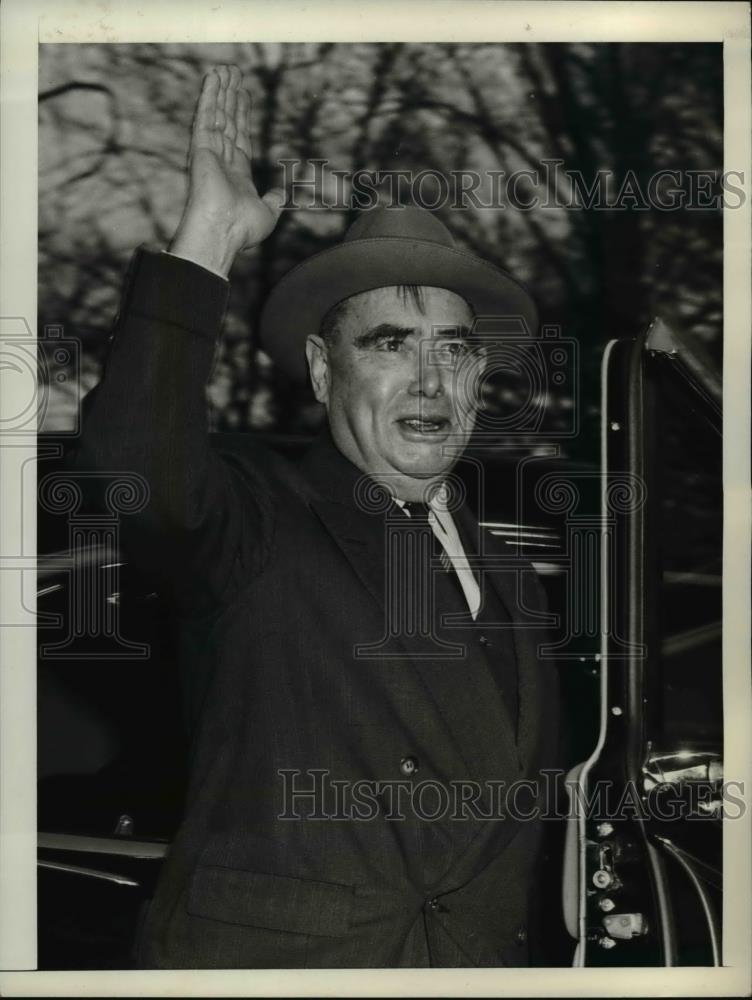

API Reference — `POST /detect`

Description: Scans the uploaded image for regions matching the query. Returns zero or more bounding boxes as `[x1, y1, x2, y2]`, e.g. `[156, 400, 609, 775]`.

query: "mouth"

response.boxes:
[396, 416, 451, 437]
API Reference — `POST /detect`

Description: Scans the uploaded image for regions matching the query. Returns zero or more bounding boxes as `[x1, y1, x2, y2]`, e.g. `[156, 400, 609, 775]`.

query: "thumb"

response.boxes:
[262, 187, 287, 218]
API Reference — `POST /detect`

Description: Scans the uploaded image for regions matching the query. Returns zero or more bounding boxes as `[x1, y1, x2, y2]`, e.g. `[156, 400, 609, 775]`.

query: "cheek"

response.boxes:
[331, 368, 384, 430]
[350, 368, 400, 417]
[329, 353, 408, 435]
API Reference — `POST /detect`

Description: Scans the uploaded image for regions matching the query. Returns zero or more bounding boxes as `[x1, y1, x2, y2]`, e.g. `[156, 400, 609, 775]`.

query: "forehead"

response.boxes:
[339, 285, 474, 332]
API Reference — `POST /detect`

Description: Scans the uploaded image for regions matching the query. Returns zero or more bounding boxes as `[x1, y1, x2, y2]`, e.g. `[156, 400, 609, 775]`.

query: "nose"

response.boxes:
[409, 340, 445, 398]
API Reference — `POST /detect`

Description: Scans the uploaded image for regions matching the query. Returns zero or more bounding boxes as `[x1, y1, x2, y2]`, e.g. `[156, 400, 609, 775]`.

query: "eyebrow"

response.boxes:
[352, 323, 472, 348]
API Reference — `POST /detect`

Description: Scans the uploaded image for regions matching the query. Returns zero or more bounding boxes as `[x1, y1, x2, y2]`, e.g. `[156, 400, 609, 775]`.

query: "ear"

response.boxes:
[305, 334, 330, 405]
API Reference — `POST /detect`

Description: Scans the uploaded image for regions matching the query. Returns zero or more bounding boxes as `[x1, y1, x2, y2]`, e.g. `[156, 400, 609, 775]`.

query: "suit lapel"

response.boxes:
[307, 493, 481, 779]
[306, 496, 387, 615]
[455, 501, 547, 774]
[299, 429, 529, 783]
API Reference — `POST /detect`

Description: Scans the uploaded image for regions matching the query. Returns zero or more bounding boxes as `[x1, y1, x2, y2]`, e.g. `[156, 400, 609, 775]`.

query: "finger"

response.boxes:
[235, 87, 253, 159]
[214, 64, 229, 90]
[224, 65, 239, 141]
[193, 69, 221, 139]
[215, 64, 230, 118]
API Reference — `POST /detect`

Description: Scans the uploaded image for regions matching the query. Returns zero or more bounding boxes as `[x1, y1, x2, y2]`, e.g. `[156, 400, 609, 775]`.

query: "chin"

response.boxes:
[391, 450, 456, 480]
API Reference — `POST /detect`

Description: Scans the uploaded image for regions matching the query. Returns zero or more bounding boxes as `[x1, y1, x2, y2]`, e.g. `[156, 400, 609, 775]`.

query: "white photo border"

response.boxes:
[1, 1, 749, 996]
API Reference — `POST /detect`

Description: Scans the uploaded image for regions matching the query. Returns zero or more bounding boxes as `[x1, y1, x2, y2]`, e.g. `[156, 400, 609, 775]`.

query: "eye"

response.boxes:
[377, 336, 406, 353]
[435, 339, 470, 361]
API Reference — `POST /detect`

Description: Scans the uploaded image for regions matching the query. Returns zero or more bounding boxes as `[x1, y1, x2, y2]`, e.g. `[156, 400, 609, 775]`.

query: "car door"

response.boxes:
[564, 318, 723, 966]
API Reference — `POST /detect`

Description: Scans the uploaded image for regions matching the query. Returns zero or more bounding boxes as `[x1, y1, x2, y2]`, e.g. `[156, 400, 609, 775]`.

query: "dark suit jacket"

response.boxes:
[76, 248, 560, 968]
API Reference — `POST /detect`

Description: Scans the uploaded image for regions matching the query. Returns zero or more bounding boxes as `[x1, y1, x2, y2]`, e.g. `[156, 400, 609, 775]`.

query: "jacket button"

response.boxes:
[516, 926, 527, 945]
[400, 755, 419, 776]
[426, 897, 447, 913]
[479, 634, 490, 646]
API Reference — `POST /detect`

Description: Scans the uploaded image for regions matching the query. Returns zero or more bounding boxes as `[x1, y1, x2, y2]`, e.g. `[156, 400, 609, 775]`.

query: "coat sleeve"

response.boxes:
[72, 247, 275, 615]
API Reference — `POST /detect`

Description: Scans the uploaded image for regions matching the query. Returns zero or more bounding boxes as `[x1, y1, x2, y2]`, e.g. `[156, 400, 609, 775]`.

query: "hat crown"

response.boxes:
[260, 203, 538, 382]
[343, 205, 455, 247]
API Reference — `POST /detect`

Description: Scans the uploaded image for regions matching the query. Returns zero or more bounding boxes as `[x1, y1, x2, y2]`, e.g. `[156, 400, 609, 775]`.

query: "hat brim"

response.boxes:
[258, 237, 538, 383]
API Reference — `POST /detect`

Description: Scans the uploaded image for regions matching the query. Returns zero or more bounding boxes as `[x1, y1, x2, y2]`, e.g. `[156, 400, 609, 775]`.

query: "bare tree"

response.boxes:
[39, 42, 722, 449]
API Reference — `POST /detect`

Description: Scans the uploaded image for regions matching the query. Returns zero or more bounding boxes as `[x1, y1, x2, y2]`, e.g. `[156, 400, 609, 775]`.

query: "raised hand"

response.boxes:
[169, 64, 285, 277]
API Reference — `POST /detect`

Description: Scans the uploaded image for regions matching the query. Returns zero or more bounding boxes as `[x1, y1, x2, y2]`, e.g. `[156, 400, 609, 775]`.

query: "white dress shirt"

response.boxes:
[394, 490, 481, 619]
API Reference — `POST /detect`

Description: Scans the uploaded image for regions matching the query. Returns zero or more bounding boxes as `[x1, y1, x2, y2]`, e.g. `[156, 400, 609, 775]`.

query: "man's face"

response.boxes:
[306, 286, 482, 500]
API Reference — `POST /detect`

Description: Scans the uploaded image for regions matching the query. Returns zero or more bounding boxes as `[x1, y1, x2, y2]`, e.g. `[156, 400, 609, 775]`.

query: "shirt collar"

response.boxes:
[393, 484, 451, 511]
[394, 489, 453, 536]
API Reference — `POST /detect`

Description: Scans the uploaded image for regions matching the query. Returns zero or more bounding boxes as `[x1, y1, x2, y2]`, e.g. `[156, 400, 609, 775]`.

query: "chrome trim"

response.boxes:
[36, 545, 118, 582]
[645, 838, 677, 966]
[38, 832, 168, 859]
[572, 338, 620, 967]
[643, 750, 723, 790]
[662, 622, 722, 658]
[531, 562, 567, 576]
[653, 835, 721, 965]
[663, 571, 722, 587]
[488, 529, 558, 541]
[645, 318, 722, 410]
[480, 521, 553, 532]
[498, 538, 559, 549]
[38, 859, 139, 887]
[652, 837, 722, 890]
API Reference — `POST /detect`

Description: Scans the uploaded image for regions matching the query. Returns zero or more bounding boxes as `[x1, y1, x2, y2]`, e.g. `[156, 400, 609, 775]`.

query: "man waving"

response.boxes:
[77, 64, 558, 969]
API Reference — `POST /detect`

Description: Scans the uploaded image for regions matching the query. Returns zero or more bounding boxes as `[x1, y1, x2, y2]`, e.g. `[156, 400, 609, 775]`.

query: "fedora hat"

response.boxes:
[258, 205, 538, 382]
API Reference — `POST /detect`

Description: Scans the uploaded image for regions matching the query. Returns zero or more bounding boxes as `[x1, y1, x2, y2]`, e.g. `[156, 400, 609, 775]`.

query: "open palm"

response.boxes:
[175, 64, 284, 264]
